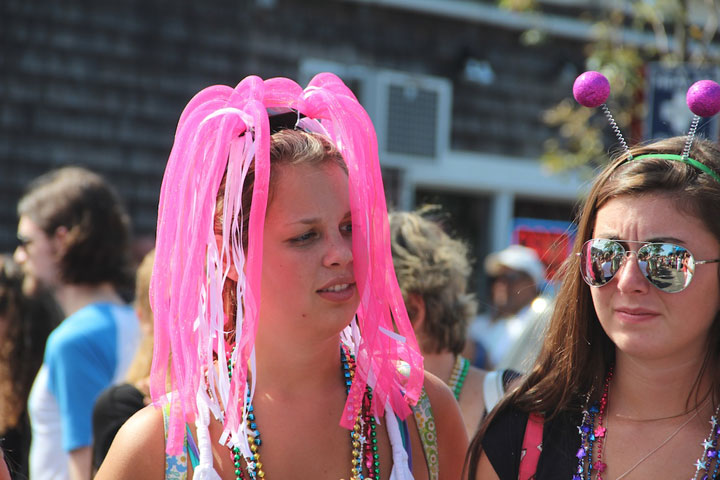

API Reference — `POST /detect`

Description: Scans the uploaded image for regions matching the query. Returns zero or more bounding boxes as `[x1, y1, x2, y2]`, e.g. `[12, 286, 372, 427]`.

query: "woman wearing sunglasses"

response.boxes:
[467, 135, 720, 480]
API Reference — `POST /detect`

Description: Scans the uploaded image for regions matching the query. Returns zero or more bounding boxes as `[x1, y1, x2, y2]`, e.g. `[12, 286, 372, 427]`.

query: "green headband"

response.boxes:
[630, 153, 720, 184]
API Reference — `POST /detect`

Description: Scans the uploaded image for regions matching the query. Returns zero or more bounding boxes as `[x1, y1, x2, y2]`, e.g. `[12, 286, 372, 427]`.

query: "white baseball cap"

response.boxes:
[484, 244, 546, 286]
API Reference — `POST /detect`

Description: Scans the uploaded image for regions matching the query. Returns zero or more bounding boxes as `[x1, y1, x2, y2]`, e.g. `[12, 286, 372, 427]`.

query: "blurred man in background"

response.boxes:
[14, 167, 140, 480]
[467, 244, 549, 372]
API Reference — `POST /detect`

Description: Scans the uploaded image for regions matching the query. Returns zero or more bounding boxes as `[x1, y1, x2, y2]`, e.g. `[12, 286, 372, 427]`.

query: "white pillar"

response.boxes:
[397, 171, 414, 211]
[490, 191, 514, 252]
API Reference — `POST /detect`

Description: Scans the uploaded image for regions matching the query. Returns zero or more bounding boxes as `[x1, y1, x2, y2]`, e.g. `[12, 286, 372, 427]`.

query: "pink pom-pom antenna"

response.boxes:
[573, 71, 610, 108]
[687, 80, 720, 118]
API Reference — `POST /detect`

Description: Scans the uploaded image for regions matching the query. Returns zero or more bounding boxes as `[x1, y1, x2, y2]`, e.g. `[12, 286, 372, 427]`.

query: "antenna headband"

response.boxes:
[630, 153, 720, 184]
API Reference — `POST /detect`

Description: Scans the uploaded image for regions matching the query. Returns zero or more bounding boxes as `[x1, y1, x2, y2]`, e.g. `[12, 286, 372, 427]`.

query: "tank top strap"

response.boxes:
[162, 403, 189, 480]
[411, 387, 439, 480]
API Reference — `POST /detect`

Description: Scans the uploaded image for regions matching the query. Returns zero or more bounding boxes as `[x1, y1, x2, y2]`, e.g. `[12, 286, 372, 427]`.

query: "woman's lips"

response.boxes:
[316, 282, 356, 302]
[615, 307, 660, 323]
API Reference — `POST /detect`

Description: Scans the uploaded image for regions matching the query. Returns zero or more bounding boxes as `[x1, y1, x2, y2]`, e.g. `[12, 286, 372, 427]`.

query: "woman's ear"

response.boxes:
[406, 292, 426, 331]
[215, 234, 239, 282]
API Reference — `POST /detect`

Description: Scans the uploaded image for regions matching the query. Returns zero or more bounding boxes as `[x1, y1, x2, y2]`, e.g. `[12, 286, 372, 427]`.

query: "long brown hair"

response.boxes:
[0, 256, 60, 433]
[466, 136, 720, 477]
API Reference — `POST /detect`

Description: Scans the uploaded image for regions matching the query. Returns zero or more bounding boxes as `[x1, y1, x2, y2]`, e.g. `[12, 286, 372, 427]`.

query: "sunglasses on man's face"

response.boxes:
[578, 238, 720, 293]
[492, 270, 530, 284]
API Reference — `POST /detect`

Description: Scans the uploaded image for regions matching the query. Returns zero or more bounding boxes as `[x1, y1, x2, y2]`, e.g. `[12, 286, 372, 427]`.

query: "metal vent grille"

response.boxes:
[386, 85, 438, 157]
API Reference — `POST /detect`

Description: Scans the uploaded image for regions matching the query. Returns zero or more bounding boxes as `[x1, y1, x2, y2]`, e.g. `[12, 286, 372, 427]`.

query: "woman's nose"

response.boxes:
[323, 233, 353, 267]
[614, 251, 650, 293]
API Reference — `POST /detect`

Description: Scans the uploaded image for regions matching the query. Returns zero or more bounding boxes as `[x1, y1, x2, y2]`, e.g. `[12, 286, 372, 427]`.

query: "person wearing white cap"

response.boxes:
[467, 244, 550, 373]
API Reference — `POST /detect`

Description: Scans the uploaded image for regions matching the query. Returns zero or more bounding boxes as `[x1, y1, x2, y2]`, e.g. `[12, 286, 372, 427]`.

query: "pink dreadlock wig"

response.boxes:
[149, 73, 424, 463]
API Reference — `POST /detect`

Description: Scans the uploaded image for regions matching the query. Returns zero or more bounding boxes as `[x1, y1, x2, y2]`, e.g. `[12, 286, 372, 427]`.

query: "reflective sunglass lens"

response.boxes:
[639, 243, 693, 293]
[580, 239, 624, 286]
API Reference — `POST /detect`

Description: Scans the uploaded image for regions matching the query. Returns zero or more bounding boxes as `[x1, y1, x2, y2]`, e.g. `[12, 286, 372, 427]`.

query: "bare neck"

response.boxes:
[253, 331, 346, 397]
[421, 351, 456, 385]
[55, 282, 124, 317]
[609, 350, 712, 419]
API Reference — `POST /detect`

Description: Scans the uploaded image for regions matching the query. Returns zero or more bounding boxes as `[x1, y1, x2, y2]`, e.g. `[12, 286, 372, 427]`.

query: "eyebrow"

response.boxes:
[285, 211, 352, 227]
[645, 236, 686, 245]
[290, 217, 321, 226]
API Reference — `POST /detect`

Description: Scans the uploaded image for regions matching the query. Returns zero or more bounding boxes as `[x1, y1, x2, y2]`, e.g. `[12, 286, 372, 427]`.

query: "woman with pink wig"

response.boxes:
[96, 73, 467, 479]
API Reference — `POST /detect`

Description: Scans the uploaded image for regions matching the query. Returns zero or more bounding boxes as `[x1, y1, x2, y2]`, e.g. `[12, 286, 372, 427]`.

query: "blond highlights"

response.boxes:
[389, 209, 477, 355]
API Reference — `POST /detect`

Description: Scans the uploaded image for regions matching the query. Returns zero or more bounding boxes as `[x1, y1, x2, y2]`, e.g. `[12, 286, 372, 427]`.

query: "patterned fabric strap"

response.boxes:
[162, 403, 189, 480]
[411, 388, 439, 480]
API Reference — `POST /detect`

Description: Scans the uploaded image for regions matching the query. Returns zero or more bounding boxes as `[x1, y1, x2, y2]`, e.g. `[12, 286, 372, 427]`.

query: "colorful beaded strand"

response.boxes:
[693, 404, 720, 480]
[446, 356, 462, 399]
[244, 398, 264, 479]
[592, 368, 611, 479]
[227, 353, 248, 480]
[574, 366, 612, 480]
[447, 356, 470, 400]
[574, 401, 593, 480]
[343, 347, 367, 480]
[343, 346, 381, 480]
[587, 403, 596, 478]
[364, 388, 380, 479]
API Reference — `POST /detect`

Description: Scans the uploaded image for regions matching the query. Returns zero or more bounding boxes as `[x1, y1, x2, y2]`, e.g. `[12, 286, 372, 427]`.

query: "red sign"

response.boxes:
[512, 219, 575, 281]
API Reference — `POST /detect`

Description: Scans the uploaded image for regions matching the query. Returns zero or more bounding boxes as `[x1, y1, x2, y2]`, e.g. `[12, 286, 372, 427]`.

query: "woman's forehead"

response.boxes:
[267, 162, 349, 216]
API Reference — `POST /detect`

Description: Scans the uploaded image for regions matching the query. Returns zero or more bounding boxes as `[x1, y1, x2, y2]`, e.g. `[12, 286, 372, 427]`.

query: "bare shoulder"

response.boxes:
[422, 370, 469, 479]
[95, 404, 166, 479]
[458, 366, 487, 437]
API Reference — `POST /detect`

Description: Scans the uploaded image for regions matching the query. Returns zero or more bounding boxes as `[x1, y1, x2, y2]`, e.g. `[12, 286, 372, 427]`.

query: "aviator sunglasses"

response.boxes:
[578, 238, 720, 293]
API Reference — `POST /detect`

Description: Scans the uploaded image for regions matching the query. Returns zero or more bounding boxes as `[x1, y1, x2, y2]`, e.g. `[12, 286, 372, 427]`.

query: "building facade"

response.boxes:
[1, 0, 593, 299]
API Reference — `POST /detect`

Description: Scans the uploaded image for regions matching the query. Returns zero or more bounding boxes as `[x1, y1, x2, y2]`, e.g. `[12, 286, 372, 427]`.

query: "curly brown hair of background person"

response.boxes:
[389, 207, 478, 355]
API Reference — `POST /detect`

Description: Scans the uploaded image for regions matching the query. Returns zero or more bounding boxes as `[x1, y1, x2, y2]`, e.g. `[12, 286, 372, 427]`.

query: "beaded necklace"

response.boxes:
[226, 347, 380, 480]
[575, 367, 611, 480]
[692, 405, 720, 480]
[574, 366, 720, 480]
[446, 356, 470, 400]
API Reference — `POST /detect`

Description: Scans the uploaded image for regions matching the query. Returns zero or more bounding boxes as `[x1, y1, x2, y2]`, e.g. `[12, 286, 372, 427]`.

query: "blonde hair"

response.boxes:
[125, 249, 155, 385]
[389, 208, 477, 355]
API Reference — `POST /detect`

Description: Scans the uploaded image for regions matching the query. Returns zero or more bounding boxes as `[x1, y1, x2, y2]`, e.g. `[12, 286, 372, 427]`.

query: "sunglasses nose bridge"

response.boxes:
[622, 248, 640, 263]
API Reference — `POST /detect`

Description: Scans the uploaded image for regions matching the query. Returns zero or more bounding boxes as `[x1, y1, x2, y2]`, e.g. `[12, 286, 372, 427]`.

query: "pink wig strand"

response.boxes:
[150, 73, 423, 456]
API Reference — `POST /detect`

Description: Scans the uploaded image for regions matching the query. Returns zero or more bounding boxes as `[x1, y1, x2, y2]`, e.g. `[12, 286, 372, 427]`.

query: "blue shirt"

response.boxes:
[28, 302, 140, 479]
